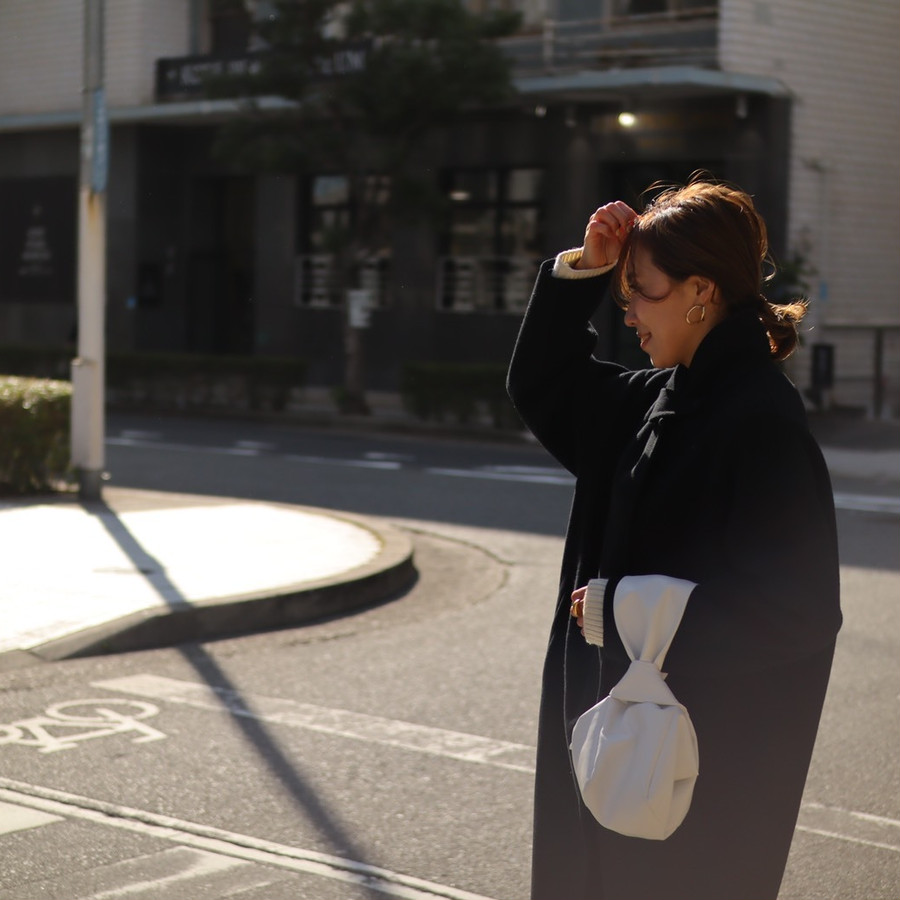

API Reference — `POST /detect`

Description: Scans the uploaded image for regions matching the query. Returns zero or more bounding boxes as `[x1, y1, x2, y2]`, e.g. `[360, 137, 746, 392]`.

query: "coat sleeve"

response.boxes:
[661, 415, 843, 675]
[507, 260, 659, 476]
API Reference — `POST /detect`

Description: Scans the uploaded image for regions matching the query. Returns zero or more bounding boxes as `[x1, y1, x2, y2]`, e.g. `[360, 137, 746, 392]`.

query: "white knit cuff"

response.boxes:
[582, 578, 608, 647]
[553, 249, 616, 280]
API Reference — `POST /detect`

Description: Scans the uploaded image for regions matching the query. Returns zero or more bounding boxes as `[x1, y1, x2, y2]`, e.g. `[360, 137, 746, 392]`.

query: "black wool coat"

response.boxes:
[507, 261, 843, 900]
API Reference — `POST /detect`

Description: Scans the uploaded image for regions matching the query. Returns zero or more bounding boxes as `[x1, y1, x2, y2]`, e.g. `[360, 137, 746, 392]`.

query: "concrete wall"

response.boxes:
[720, 0, 900, 413]
[0, 0, 190, 115]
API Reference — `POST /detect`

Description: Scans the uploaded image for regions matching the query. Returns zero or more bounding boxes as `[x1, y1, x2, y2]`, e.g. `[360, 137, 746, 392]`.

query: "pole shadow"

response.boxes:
[83, 497, 386, 897]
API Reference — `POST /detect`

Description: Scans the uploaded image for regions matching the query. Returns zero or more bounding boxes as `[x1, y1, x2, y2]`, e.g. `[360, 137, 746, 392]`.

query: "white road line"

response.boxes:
[805, 801, 900, 830]
[0, 799, 62, 835]
[794, 826, 900, 854]
[0, 779, 495, 900]
[108, 436, 403, 469]
[235, 441, 276, 451]
[796, 802, 900, 853]
[72, 847, 261, 900]
[92, 674, 900, 857]
[106, 437, 260, 457]
[365, 452, 417, 463]
[92, 674, 535, 774]
[119, 430, 162, 441]
[106, 435, 899, 509]
[832, 491, 900, 515]
[284, 454, 403, 470]
[426, 467, 573, 486]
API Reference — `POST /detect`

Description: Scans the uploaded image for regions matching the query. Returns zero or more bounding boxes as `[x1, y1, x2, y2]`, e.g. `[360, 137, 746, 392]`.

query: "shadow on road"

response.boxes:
[83, 498, 391, 898]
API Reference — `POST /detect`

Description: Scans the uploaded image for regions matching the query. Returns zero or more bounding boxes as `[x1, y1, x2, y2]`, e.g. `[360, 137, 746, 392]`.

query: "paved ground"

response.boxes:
[0, 408, 896, 670]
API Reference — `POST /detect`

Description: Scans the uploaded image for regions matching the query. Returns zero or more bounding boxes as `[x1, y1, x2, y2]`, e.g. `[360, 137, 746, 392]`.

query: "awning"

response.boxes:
[0, 66, 788, 134]
[514, 66, 790, 103]
[0, 96, 294, 133]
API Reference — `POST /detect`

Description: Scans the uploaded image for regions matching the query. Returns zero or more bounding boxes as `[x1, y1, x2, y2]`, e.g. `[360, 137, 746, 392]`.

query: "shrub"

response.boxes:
[106, 352, 307, 412]
[0, 376, 72, 494]
[0, 345, 307, 414]
[400, 362, 521, 429]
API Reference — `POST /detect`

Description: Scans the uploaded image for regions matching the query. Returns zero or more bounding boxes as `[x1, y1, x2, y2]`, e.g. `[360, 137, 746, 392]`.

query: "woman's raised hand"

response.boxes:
[576, 201, 638, 270]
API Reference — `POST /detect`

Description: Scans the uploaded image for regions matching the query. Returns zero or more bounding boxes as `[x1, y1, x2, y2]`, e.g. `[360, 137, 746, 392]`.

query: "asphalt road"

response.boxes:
[0, 413, 897, 899]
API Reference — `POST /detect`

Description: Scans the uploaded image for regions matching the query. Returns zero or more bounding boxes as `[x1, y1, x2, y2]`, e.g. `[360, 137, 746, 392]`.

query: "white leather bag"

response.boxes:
[570, 575, 699, 840]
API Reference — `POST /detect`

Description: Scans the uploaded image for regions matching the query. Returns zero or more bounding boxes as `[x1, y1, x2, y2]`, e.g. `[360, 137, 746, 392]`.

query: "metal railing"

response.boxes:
[436, 256, 539, 313]
[811, 324, 900, 418]
[499, 6, 719, 76]
[293, 255, 390, 308]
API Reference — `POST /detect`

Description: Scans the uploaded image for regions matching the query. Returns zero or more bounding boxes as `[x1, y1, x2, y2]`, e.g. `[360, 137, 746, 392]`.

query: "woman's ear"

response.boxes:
[692, 275, 718, 304]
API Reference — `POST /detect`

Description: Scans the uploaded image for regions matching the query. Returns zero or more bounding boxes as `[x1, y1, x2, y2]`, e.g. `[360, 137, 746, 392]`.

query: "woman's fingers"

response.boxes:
[570, 585, 591, 631]
[570, 586, 587, 621]
[587, 201, 637, 236]
[580, 201, 638, 268]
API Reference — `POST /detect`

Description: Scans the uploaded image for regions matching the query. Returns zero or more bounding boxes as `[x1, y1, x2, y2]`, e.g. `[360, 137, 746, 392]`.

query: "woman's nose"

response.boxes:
[623, 306, 637, 327]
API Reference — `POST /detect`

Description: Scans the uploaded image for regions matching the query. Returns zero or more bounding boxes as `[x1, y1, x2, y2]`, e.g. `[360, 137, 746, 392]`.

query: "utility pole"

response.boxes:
[71, 0, 108, 501]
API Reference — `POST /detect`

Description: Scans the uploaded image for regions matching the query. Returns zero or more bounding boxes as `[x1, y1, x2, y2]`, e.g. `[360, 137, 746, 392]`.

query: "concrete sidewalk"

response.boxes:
[0, 488, 415, 671]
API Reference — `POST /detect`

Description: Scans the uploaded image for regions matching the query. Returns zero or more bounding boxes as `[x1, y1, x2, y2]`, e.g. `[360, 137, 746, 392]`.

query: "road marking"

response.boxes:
[365, 451, 417, 463]
[285, 454, 403, 470]
[107, 434, 899, 510]
[796, 801, 900, 853]
[93, 674, 900, 857]
[426, 466, 573, 486]
[92, 674, 534, 774]
[107, 437, 261, 456]
[0, 779, 496, 900]
[806, 803, 900, 830]
[0, 799, 62, 835]
[832, 491, 900, 515]
[119, 430, 162, 440]
[0, 699, 166, 754]
[794, 825, 900, 854]
[235, 440, 276, 451]
[65, 847, 265, 900]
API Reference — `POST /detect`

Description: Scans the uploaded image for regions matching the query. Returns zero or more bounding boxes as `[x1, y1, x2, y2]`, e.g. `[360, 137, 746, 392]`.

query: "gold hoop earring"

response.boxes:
[686, 304, 706, 325]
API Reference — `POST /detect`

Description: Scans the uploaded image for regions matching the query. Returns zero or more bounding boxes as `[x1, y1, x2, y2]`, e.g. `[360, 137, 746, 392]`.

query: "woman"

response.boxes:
[507, 178, 842, 900]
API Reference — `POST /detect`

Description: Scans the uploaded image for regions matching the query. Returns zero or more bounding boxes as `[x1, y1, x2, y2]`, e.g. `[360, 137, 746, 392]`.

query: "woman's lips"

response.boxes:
[638, 331, 650, 349]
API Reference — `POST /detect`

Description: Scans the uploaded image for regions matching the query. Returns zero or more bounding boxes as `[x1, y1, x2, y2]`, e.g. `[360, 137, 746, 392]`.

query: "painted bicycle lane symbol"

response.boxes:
[0, 699, 166, 753]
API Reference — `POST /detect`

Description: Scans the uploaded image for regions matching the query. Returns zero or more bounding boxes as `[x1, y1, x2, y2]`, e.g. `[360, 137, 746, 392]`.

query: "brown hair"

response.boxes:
[613, 175, 807, 360]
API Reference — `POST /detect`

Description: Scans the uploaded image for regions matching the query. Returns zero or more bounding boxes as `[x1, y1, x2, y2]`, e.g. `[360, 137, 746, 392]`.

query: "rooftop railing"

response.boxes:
[499, 7, 719, 76]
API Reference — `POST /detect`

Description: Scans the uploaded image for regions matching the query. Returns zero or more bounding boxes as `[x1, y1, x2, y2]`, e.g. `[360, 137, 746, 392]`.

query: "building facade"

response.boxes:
[1, 0, 897, 414]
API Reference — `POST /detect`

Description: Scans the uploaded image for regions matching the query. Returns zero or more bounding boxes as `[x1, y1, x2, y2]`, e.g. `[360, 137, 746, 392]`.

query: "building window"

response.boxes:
[438, 166, 543, 313]
[295, 174, 391, 308]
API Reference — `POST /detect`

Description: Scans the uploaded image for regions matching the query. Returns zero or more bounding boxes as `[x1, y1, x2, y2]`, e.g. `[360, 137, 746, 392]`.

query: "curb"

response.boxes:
[1, 509, 416, 669]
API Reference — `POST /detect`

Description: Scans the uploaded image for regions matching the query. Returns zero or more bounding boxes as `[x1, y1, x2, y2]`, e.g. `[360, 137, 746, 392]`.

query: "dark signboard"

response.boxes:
[155, 42, 370, 101]
[156, 52, 264, 101]
[0, 177, 76, 303]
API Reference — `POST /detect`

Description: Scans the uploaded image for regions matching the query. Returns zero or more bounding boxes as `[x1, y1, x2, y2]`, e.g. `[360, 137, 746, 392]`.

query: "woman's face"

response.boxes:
[622, 245, 717, 368]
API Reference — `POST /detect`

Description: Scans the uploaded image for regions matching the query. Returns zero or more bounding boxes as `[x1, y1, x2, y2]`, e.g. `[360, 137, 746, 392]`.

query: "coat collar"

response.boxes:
[645, 308, 771, 424]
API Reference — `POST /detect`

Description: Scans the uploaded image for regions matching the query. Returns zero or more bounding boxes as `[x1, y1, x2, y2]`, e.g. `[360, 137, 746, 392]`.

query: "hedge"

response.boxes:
[400, 362, 521, 429]
[0, 376, 72, 495]
[0, 345, 307, 413]
[105, 352, 307, 412]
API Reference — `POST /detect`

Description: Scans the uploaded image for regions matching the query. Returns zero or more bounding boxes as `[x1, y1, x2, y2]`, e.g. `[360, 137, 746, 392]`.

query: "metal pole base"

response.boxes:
[78, 468, 104, 502]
